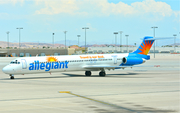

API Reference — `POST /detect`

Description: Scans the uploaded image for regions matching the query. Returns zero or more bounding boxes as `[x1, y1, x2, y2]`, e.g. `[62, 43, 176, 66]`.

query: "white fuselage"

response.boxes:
[2, 53, 129, 75]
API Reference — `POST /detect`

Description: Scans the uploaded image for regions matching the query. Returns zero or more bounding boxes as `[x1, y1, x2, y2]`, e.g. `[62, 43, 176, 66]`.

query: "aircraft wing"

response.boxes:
[83, 65, 142, 69]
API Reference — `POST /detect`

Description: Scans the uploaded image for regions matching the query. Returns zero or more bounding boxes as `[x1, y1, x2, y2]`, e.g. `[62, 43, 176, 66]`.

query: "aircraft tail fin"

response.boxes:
[133, 36, 154, 55]
[133, 36, 174, 55]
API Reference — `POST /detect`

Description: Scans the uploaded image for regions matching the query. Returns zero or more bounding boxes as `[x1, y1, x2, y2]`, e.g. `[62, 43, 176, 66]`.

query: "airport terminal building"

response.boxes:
[0, 46, 179, 57]
[87, 47, 180, 54]
[0, 48, 75, 57]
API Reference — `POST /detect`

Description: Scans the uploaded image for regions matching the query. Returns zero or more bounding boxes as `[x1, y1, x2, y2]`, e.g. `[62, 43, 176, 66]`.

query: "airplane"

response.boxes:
[2, 36, 166, 79]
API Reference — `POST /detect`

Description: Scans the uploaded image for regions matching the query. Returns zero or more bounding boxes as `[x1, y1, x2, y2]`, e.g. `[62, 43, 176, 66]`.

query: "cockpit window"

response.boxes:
[10, 60, 20, 64]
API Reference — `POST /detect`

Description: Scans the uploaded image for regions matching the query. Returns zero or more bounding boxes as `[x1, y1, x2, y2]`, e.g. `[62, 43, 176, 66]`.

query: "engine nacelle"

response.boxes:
[122, 57, 145, 65]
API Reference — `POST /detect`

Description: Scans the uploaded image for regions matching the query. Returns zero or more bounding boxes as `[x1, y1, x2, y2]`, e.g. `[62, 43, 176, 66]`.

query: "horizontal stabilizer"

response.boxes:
[145, 37, 174, 41]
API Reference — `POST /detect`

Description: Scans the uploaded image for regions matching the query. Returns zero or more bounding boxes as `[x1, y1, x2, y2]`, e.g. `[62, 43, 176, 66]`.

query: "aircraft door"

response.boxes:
[111, 55, 117, 64]
[114, 57, 117, 64]
[21, 59, 27, 69]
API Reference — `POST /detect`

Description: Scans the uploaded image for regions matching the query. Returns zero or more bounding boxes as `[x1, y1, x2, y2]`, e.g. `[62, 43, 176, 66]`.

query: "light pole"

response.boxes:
[119, 31, 123, 52]
[52, 33, 55, 48]
[125, 35, 129, 53]
[173, 34, 177, 53]
[77, 35, 80, 52]
[82, 27, 89, 54]
[6, 31, 10, 57]
[151, 26, 158, 58]
[64, 31, 67, 55]
[16, 27, 23, 57]
[114, 32, 118, 53]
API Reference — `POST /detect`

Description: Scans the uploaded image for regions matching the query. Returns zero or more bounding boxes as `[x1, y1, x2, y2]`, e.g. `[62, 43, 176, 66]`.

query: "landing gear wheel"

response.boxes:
[10, 74, 14, 79]
[85, 71, 91, 76]
[99, 72, 106, 77]
[10, 76, 14, 79]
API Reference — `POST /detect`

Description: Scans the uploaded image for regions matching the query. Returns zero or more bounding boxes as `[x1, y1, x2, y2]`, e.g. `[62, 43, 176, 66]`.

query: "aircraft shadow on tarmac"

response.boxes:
[0, 75, 72, 80]
[0, 72, 150, 80]
[63, 73, 138, 77]
[62, 72, 151, 78]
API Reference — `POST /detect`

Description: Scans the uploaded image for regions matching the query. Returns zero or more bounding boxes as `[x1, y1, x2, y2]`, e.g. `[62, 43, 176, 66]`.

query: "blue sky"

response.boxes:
[0, 0, 179, 46]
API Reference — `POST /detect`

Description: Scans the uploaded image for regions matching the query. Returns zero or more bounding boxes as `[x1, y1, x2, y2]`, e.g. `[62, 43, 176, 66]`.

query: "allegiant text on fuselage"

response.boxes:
[29, 60, 69, 71]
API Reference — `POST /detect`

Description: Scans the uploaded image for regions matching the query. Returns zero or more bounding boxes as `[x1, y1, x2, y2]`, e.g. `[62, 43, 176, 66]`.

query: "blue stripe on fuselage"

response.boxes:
[128, 53, 150, 60]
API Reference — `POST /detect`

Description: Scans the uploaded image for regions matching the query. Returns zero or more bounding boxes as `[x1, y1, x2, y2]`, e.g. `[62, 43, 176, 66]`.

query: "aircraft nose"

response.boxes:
[2, 66, 9, 74]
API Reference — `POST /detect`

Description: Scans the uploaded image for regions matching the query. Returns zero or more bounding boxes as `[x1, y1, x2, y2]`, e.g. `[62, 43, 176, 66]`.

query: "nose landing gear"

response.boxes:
[10, 74, 14, 79]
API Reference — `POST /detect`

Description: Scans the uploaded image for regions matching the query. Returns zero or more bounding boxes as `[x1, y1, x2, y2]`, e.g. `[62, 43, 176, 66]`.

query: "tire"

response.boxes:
[99, 72, 106, 77]
[85, 71, 91, 76]
[10, 76, 14, 79]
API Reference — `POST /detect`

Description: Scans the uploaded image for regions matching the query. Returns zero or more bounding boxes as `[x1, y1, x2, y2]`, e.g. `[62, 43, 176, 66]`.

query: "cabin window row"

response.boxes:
[32, 59, 113, 64]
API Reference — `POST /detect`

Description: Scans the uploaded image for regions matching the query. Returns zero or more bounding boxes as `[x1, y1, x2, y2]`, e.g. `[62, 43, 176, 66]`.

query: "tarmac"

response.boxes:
[0, 54, 179, 113]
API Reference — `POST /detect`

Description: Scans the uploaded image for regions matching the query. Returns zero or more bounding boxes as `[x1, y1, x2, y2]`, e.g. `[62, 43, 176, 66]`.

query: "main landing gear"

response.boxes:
[10, 74, 14, 79]
[99, 68, 106, 77]
[85, 71, 91, 76]
[85, 69, 106, 77]
[99, 71, 106, 77]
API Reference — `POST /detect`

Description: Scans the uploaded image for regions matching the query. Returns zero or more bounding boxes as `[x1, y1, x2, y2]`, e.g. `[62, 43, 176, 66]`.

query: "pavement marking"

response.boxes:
[59, 91, 136, 112]
[59, 91, 71, 93]
[59, 91, 175, 113]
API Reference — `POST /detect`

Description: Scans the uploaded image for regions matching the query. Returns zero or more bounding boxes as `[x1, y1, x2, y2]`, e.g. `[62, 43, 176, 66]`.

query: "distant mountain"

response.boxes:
[170, 43, 180, 46]
[0, 41, 179, 49]
[80, 44, 135, 47]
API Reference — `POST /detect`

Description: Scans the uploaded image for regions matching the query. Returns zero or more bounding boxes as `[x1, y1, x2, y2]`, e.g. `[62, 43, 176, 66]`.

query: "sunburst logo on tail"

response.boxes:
[46, 57, 58, 62]
[138, 40, 153, 55]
